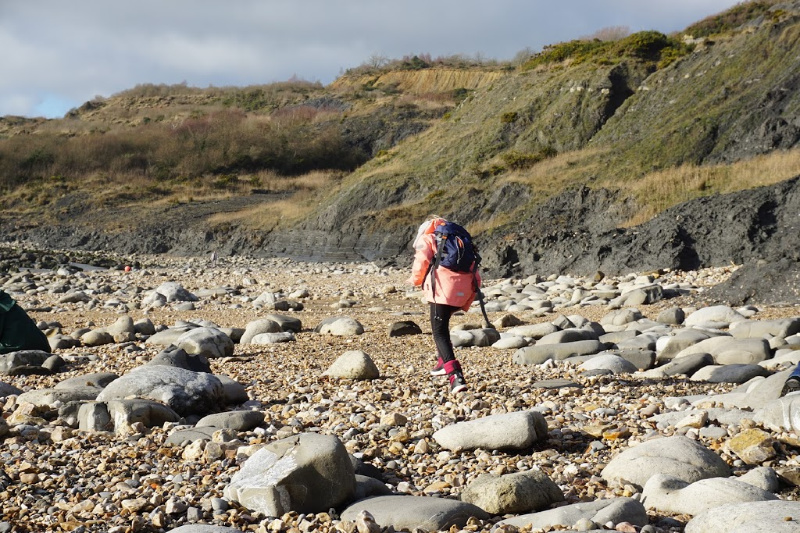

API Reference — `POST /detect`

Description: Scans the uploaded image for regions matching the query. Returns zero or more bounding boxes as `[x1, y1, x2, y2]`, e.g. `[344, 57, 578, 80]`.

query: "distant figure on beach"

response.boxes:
[407, 216, 481, 395]
[210, 250, 218, 267]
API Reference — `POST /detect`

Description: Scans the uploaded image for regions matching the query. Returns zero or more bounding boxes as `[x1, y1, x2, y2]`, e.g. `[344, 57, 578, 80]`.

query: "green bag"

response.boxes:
[0, 290, 51, 354]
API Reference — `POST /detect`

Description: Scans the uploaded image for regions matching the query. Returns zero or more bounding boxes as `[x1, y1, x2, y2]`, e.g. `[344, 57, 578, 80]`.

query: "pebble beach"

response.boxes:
[1, 254, 799, 533]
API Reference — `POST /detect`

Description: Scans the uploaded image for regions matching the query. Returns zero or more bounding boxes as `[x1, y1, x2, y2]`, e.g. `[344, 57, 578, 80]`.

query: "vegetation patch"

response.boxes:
[685, 0, 782, 38]
[619, 148, 800, 227]
[521, 30, 693, 71]
[501, 148, 558, 170]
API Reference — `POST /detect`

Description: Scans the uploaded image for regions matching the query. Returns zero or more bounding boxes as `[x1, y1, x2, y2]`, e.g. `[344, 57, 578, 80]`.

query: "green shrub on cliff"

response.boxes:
[521, 31, 691, 70]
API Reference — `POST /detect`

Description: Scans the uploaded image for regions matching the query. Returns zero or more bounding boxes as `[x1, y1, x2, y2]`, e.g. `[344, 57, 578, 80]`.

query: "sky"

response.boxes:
[1, 0, 745, 119]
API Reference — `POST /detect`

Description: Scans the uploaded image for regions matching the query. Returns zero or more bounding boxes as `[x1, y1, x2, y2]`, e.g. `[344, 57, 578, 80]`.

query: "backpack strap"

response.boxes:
[426, 234, 446, 321]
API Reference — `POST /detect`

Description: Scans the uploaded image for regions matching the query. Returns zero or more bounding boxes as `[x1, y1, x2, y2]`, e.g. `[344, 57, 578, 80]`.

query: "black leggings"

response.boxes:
[430, 302, 459, 363]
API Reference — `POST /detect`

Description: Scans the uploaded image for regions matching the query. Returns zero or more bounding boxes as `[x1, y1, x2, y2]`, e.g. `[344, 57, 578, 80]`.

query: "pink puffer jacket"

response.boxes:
[407, 231, 481, 311]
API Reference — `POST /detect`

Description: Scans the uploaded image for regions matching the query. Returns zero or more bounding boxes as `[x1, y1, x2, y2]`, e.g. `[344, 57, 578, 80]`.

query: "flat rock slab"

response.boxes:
[498, 497, 648, 530]
[513, 340, 604, 365]
[18, 387, 102, 406]
[433, 411, 547, 452]
[97, 365, 226, 417]
[641, 473, 778, 515]
[531, 379, 581, 389]
[340, 495, 489, 532]
[601, 436, 730, 490]
[754, 394, 800, 433]
[685, 500, 800, 533]
[54, 372, 119, 389]
[0, 350, 50, 374]
[691, 364, 769, 383]
[196, 410, 265, 431]
[166, 427, 218, 445]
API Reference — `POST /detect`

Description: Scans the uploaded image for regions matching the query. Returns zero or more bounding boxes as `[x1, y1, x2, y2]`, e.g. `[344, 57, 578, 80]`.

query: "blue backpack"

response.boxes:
[427, 220, 493, 328]
[432, 220, 479, 273]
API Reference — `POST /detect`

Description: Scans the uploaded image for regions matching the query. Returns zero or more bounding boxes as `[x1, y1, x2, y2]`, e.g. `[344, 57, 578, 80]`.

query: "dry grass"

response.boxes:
[255, 169, 343, 192]
[500, 147, 607, 194]
[620, 148, 800, 226]
[206, 170, 342, 229]
[206, 192, 315, 230]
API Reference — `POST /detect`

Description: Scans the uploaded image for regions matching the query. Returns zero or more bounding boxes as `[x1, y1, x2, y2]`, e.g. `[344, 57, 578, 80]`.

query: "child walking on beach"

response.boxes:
[407, 216, 481, 394]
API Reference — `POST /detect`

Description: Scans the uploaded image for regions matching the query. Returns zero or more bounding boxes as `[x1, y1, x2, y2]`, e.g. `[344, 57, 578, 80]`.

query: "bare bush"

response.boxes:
[581, 25, 631, 42]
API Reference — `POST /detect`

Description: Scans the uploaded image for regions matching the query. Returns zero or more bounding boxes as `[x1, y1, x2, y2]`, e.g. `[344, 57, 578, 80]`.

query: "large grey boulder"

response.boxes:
[0, 381, 23, 397]
[146, 345, 211, 373]
[685, 500, 800, 533]
[433, 411, 547, 452]
[730, 318, 800, 339]
[657, 307, 685, 325]
[579, 353, 638, 374]
[691, 364, 769, 384]
[492, 335, 529, 350]
[175, 327, 234, 359]
[684, 305, 747, 329]
[513, 340, 604, 365]
[134, 318, 156, 336]
[460, 471, 564, 514]
[252, 291, 278, 309]
[224, 433, 355, 516]
[601, 436, 731, 490]
[451, 328, 500, 347]
[166, 427, 218, 445]
[54, 372, 119, 389]
[537, 328, 599, 345]
[240, 318, 282, 344]
[145, 327, 194, 347]
[96, 365, 226, 417]
[657, 329, 723, 362]
[315, 317, 364, 336]
[641, 474, 778, 515]
[323, 350, 380, 380]
[105, 315, 136, 339]
[196, 411, 264, 431]
[657, 352, 715, 377]
[674, 337, 771, 365]
[738, 369, 793, 409]
[354, 474, 394, 501]
[78, 399, 180, 435]
[151, 281, 197, 302]
[498, 497, 648, 530]
[340, 495, 489, 532]
[754, 394, 800, 433]
[600, 308, 642, 326]
[217, 375, 248, 405]
[609, 285, 663, 308]
[17, 387, 101, 407]
[262, 314, 302, 333]
[250, 332, 295, 344]
[506, 323, 559, 339]
[0, 350, 50, 374]
[80, 329, 115, 347]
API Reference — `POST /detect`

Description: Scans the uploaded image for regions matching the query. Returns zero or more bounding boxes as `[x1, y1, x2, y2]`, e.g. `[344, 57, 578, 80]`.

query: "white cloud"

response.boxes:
[0, 0, 746, 118]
